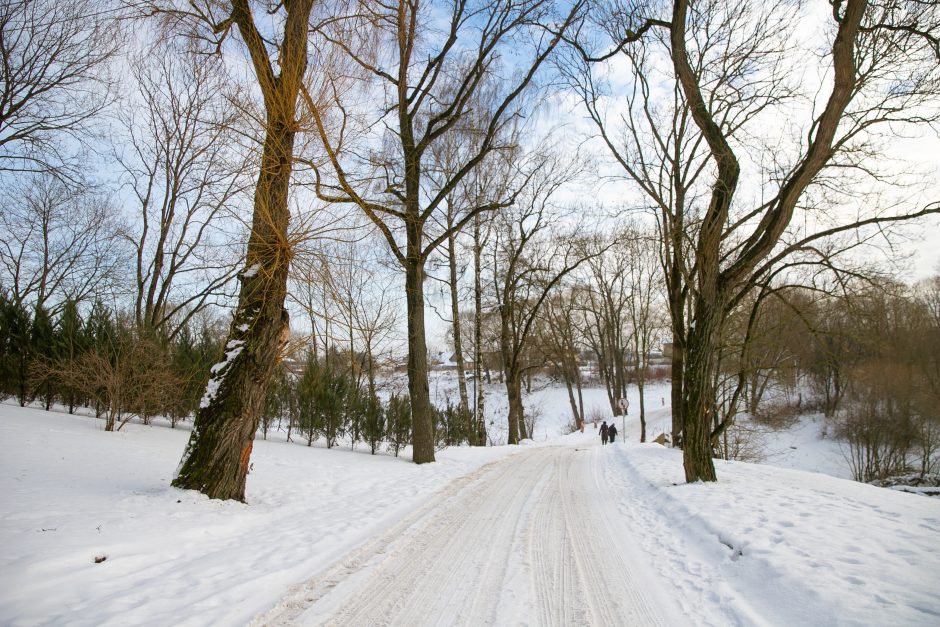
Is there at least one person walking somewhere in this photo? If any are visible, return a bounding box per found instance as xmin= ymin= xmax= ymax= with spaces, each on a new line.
xmin=608 ymin=422 xmax=618 ymax=443
xmin=600 ymin=421 xmax=609 ymax=445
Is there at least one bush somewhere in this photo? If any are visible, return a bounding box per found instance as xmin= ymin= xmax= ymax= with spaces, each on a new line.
xmin=435 ymin=401 xmax=472 ymax=448
xmin=752 ymin=402 xmax=800 ymax=430
xmin=57 ymin=334 xmax=180 ymax=431
xmin=835 ymin=363 xmax=917 ymax=482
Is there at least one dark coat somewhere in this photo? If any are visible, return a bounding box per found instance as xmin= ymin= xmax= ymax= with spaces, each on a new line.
xmin=608 ymin=425 xmax=618 ymax=439
xmin=600 ymin=423 xmax=609 ymax=436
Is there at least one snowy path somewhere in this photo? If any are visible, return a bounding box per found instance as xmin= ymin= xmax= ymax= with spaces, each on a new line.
xmin=255 ymin=444 xmax=679 ymax=626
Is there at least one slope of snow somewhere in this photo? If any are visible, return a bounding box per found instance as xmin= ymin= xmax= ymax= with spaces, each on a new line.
xmin=757 ymin=412 xmax=851 ymax=479
xmin=604 ymin=439 xmax=940 ymax=626
xmin=2 ymin=399 xmax=938 ymax=626
xmin=0 ymin=404 xmax=519 ymax=626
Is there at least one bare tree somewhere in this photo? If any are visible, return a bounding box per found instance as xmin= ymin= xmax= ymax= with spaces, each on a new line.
xmin=0 ymin=176 xmax=123 ymax=313
xmin=582 ymin=232 xmax=633 ymax=420
xmin=289 ymin=242 xmax=334 ymax=363
xmin=427 ymin=109 xmax=514 ymax=441
xmin=142 ymin=0 xmax=317 ymax=501
xmin=116 ymin=45 xmax=249 ymax=338
xmin=53 ymin=331 xmax=181 ymax=432
xmin=569 ymin=0 xmax=940 ymax=481
xmin=489 ymin=153 xmax=592 ymax=443
xmin=0 ymin=0 xmax=121 ymax=179
xmin=624 ymin=227 xmax=666 ymax=442
xmin=306 ymin=0 xmax=584 ymax=462
xmin=539 ymin=287 xmax=588 ymax=431
xmin=470 ymin=211 xmax=492 ymax=444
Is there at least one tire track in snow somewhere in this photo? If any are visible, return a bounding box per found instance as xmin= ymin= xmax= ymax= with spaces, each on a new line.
xmin=255 ymin=445 xmax=673 ymax=626
xmin=529 ymin=447 xmax=665 ymax=626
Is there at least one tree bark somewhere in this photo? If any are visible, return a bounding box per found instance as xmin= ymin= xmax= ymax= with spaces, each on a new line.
xmin=506 ymin=370 xmax=524 ymax=444
xmin=680 ymin=302 xmax=722 ymax=482
xmin=173 ymin=120 xmax=294 ymax=500
xmin=171 ymin=0 xmax=312 ymax=501
xmin=406 ymin=254 xmax=435 ymax=463
xmin=500 ymin=299 xmax=524 ymax=444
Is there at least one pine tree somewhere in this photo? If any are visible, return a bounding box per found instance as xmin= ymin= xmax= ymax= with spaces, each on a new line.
xmin=83 ymin=300 xmax=115 ymax=418
xmin=297 ymin=355 xmax=351 ymax=449
xmin=2 ymin=298 xmax=33 ymax=406
xmin=0 ymin=292 xmax=19 ymax=401
xmin=168 ymin=320 xmax=224 ymax=427
xmin=296 ymin=352 xmax=319 ymax=447
xmin=386 ymin=394 xmax=412 ymax=458
xmin=261 ymin=365 xmax=291 ymax=440
xmin=436 ymin=401 xmax=471 ymax=447
xmin=30 ymin=306 xmax=57 ymax=410
xmin=359 ymin=392 xmax=385 ymax=455
xmin=56 ymin=298 xmax=86 ymax=413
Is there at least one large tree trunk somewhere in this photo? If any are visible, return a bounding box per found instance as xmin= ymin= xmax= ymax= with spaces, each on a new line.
xmin=173 ymin=119 xmax=295 ymax=501
xmin=563 ymin=367 xmax=580 ymax=429
xmin=171 ymin=0 xmax=312 ymax=501
xmin=499 ymin=293 xmax=525 ymax=444
xmin=505 ymin=370 xmax=524 ymax=444
xmin=681 ymin=300 xmax=722 ymax=482
xmin=405 ymin=253 xmax=435 ymax=463
xmin=669 ymin=265 xmax=686 ymax=446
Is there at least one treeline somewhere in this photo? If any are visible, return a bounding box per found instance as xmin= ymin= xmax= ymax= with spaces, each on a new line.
xmin=0 ymin=293 xmax=223 ymax=431
xmin=260 ymin=353 xmax=476 ymax=456
xmin=0 ymin=290 xmax=481 ymax=455
xmin=711 ymin=276 xmax=940 ymax=482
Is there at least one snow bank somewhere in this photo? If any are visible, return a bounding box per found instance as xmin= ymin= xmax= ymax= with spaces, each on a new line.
xmin=605 ymin=441 xmax=940 ymax=626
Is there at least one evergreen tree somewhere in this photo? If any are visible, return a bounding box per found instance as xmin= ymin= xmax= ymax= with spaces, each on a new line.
xmin=170 ymin=320 xmax=224 ymax=426
xmin=297 ymin=354 xmax=351 ymax=449
xmin=296 ymin=352 xmax=320 ymax=447
xmin=435 ymin=401 xmax=471 ymax=447
xmin=386 ymin=394 xmax=412 ymax=458
xmin=83 ymin=300 xmax=115 ymax=418
xmin=56 ymin=298 xmax=87 ymax=413
xmin=2 ymin=298 xmax=33 ymax=406
xmin=359 ymin=392 xmax=385 ymax=455
xmin=0 ymin=292 xmax=18 ymax=401
xmin=0 ymin=293 xmax=12 ymax=400
xmin=261 ymin=365 xmax=291 ymax=440
xmin=30 ymin=306 xmax=57 ymax=410
xmin=171 ymin=323 xmax=198 ymax=427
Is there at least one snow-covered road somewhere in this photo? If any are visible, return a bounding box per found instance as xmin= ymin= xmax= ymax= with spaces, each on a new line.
xmin=255 ymin=444 xmax=681 ymax=626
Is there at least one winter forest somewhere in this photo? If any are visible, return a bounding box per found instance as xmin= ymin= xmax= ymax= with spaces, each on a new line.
xmin=2 ymin=0 xmax=940 ymax=624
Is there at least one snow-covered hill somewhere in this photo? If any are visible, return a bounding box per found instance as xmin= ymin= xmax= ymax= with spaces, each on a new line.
xmin=1 ymin=398 xmax=938 ymax=625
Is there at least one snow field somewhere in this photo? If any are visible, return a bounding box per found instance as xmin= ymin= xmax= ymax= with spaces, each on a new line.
xmin=607 ymin=440 xmax=940 ymax=626
xmin=0 ymin=404 xmax=520 ymax=626
xmin=2 ymin=383 xmax=939 ymax=626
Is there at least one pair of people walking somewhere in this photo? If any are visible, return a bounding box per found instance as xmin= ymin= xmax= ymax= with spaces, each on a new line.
xmin=599 ymin=420 xmax=617 ymax=445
